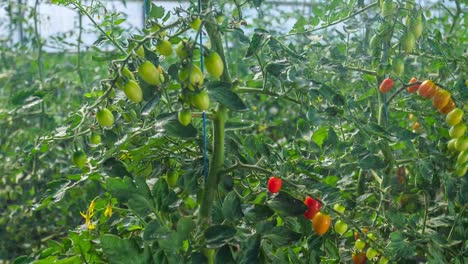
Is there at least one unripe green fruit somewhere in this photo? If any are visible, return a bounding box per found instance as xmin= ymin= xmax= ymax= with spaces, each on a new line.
xmin=355 ymin=239 xmax=366 ymax=250
xmin=204 ymin=51 xmax=224 ymax=79
xmin=136 ymin=45 xmax=145 ymax=58
xmin=138 ymin=61 xmax=160 ymax=85
xmin=90 ymin=133 xmax=101 ymax=145
xmin=366 ymin=247 xmax=379 ymax=259
xmin=190 ymin=17 xmax=202 ymax=31
xmin=381 ymin=0 xmax=395 ymax=17
xmin=392 ymin=57 xmax=405 ymax=75
xmin=189 ymin=65 xmax=204 ymax=90
xmin=191 ymin=91 xmax=210 ymax=110
xmin=334 ymin=220 xmax=348 ymax=235
xmin=449 ymin=123 xmax=466 ymax=138
xmin=156 ymin=39 xmax=173 ymax=56
xmin=123 ymin=80 xmax=143 ymax=103
xmin=72 ymin=150 xmax=87 ymax=168
xmin=454 ymin=137 xmax=468 ymax=151
xmin=446 ymin=108 xmax=464 ymax=126
xmin=178 ymin=109 xmax=192 ymax=126
xmin=96 ymin=108 xmax=115 ymax=127
xmin=457 ymin=150 xmax=468 ymax=165
xmin=455 ymin=164 xmax=467 ymax=177
xmin=401 ymin=32 xmax=416 ymax=52
xmin=408 ymin=14 xmax=423 ymax=38
xmin=176 ymin=41 xmax=190 ymax=59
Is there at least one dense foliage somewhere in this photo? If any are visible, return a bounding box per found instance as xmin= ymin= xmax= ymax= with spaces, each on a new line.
xmin=1 ymin=0 xmax=467 ymax=263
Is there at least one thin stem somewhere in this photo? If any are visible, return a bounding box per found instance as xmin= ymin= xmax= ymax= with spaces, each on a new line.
xmin=235 ymin=87 xmax=302 ymax=104
xmin=281 ymin=2 xmax=378 ymax=38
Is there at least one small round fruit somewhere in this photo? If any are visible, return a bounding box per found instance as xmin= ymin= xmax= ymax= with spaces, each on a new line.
xmin=454 ymin=137 xmax=468 ymax=152
xmin=379 ymin=77 xmax=394 ymax=94
xmin=190 ymin=17 xmax=202 ymax=31
xmin=366 ymin=247 xmax=379 ymax=259
xmin=367 ymin=233 xmax=377 ymax=241
xmin=439 ymin=99 xmax=456 ymax=114
xmin=352 ymin=252 xmax=367 ymax=264
xmin=72 ymin=150 xmax=87 ymax=168
xmin=418 ymin=80 xmax=436 ymax=99
xmin=355 ymin=239 xmax=366 ymax=250
xmin=312 ymin=212 xmax=331 ymax=235
xmin=304 ymin=196 xmax=321 ymax=220
xmin=166 ymin=170 xmax=179 ymax=187
xmin=191 ymin=91 xmax=210 ymax=111
xmin=449 ymin=123 xmax=466 ymax=138
xmin=392 ymin=57 xmax=404 ymax=75
xmin=136 ymin=45 xmax=145 ymax=58
xmin=138 ymin=61 xmax=160 ymax=85
xmin=189 ymin=65 xmax=204 ymax=90
xmin=90 ymin=133 xmax=101 ymax=145
xmin=455 ymin=164 xmax=467 ymax=177
xmin=401 ymin=32 xmax=416 ymax=52
xmin=267 ymin=176 xmax=282 ymax=193
xmin=446 ymin=108 xmax=464 ymax=126
xmin=412 ymin=122 xmax=421 ymax=132
xmin=408 ymin=14 xmax=423 ymax=38
xmin=448 ymin=138 xmax=457 ymax=151
xmin=96 ymin=108 xmax=115 ymax=127
xmin=369 ymin=34 xmax=381 ymax=50
xmin=457 ymin=150 xmax=468 ymax=165
xmin=204 ymin=51 xmax=224 ymax=79
xmin=333 ymin=204 xmax=346 ymax=213
xmin=123 ymin=80 xmax=143 ymax=103
xmin=178 ymin=109 xmax=192 ymax=126
xmin=334 ymin=220 xmax=348 ymax=235
xmin=156 ymin=39 xmax=173 ymax=56
xmin=381 ymin=0 xmax=395 ymax=17
xmin=379 ymin=256 xmax=389 ymax=264
xmin=176 ymin=41 xmax=190 ymax=59
xmin=432 ymin=89 xmax=451 ymax=110
xmin=407 ymin=77 xmax=419 ymax=93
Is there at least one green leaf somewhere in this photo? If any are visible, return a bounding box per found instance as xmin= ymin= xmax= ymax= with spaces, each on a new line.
xmin=101 ymin=234 xmax=148 ymax=264
xmin=149 ymin=4 xmax=165 ymax=19
xmin=162 ymin=119 xmax=198 ymax=138
xmin=222 ymin=191 xmax=244 ymax=221
xmin=264 ymin=226 xmax=302 ymax=247
xmin=267 ymin=192 xmax=307 ymax=216
xmin=204 ymin=225 xmax=237 ymax=248
xmin=246 ymin=30 xmax=270 ymax=58
xmin=312 ymin=126 xmax=329 ymax=148
xmin=357 ymin=154 xmax=386 ymax=169
xmin=238 ymin=235 xmax=260 ymax=264
xmin=243 ymin=204 xmax=274 ymax=222
xmin=106 ymin=177 xmax=137 ymax=201
xmin=208 ymin=83 xmax=248 ymax=111
xmin=176 ymin=216 xmax=195 ymax=240
xmin=128 ymin=194 xmax=154 ymax=218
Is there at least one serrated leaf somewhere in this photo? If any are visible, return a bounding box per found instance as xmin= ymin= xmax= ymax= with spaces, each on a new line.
xmin=204 ymin=225 xmax=236 ymax=248
xmin=267 ymin=192 xmax=307 ymax=216
xmin=208 ymin=84 xmax=248 ymax=111
xmin=222 ymin=191 xmax=243 ymax=221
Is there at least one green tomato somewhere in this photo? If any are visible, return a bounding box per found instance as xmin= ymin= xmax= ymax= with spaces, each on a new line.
xmin=178 ymin=109 xmax=192 ymax=126
xmin=191 ymin=91 xmax=210 ymax=111
xmin=204 ymin=51 xmax=224 ymax=79
xmin=176 ymin=41 xmax=190 ymax=59
xmin=392 ymin=57 xmax=405 ymax=76
xmin=401 ymin=32 xmax=416 ymax=52
xmin=72 ymin=150 xmax=87 ymax=168
xmin=156 ymin=39 xmax=173 ymax=56
xmin=455 ymin=137 xmax=468 ymax=152
xmin=333 ymin=204 xmax=346 ymax=213
xmin=90 ymin=133 xmax=101 ymax=145
xmin=446 ymin=108 xmax=464 ymax=126
xmin=455 ymin=164 xmax=467 ymax=177
xmin=166 ymin=170 xmax=179 ymax=187
xmin=190 ymin=17 xmax=202 ymax=31
xmin=138 ymin=61 xmax=160 ymax=85
xmin=449 ymin=123 xmax=466 ymax=138
xmin=96 ymin=108 xmax=115 ymax=127
xmin=123 ymin=80 xmax=143 ymax=103
xmin=381 ymin=0 xmax=395 ymax=17
xmin=448 ymin=138 xmax=457 ymax=152
xmin=189 ymin=64 xmax=204 ymax=90
xmin=367 ymin=233 xmax=377 ymax=241
xmin=334 ymin=220 xmax=348 ymax=235
xmin=136 ymin=45 xmax=145 ymax=58
xmin=355 ymin=239 xmax=366 ymax=251
xmin=366 ymin=247 xmax=379 ymax=259
xmin=379 ymin=256 xmax=389 ymax=264
xmin=408 ymin=13 xmax=423 ymax=38
xmin=457 ymin=150 xmax=468 ymax=165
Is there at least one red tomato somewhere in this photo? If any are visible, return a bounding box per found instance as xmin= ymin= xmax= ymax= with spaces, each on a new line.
xmin=352 ymin=252 xmax=367 ymax=264
xmin=303 ymin=196 xmax=322 ymax=220
xmin=407 ymin=77 xmax=419 ymax=93
xmin=267 ymin=176 xmax=282 ymax=193
xmin=418 ymin=80 xmax=436 ymax=99
xmin=379 ymin=78 xmax=394 ymax=94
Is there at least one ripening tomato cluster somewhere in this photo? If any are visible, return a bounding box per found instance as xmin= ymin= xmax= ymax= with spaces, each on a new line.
xmin=352 ymin=229 xmax=389 ymax=264
xmin=404 ymin=78 xmax=467 ymax=177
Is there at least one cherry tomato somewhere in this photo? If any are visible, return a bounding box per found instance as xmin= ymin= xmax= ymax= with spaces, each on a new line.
xmin=407 ymin=77 xmax=419 ymax=93
xmin=449 ymin=123 xmax=466 ymax=138
xmin=90 ymin=133 xmax=101 ymax=145
xmin=418 ymin=80 xmax=436 ymax=99
xmin=355 ymin=239 xmax=366 ymax=250
xmin=432 ymin=89 xmax=451 ymax=110
xmin=190 ymin=17 xmax=202 ymax=31
xmin=267 ymin=176 xmax=282 ymax=193
xmin=439 ymin=98 xmax=455 ymax=114
xmin=189 ymin=64 xmax=204 ymax=90
xmin=96 ymin=108 xmax=115 ymax=127
xmin=123 ymin=80 xmax=143 ymax=103
xmin=334 ymin=220 xmax=348 ymax=235
xmin=178 ymin=109 xmax=192 ymax=126
xmin=312 ymin=212 xmax=331 ymax=235
xmin=366 ymin=247 xmax=379 ymax=259
xmin=136 ymin=45 xmax=145 ymax=58
xmin=204 ymin=51 xmax=224 ymax=79
xmin=191 ymin=91 xmax=210 ymax=111
xmin=408 ymin=13 xmax=423 ymax=38
xmin=379 ymin=77 xmax=394 ymax=94
xmin=446 ymin=108 xmax=464 ymax=126
xmin=352 ymin=252 xmax=367 ymax=264
xmin=138 ymin=61 xmax=160 ymax=85
xmin=412 ymin=121 xmax=421 ymax=132
xmin=166 ymin=170 xmax=179 ymax=187
xmin=333 ymin=204 xmax=346 ymax=213
xmin=457 ymin=150 xmax=468 ymax=165
xmin=156 ymin=39 xmax=173 ymax=56
xmin=176 ymin=41 xmax=192 ymax=59
xmin=304 ymin=196 xmax=321 ymax=220
xmin=455 ymin=164 xmax=467 ymax=177
xmin=379 ymin=256 xmax=390 ymax=264
xmin=454 ymin=137 xmax=468 ymax=152
xmin=401 ymin=32 xmax=416 ymax=52
xmin=448 ymin=138 xmax=457 ymax=152
xmin=392 ymin=57 xmax=404 ymax=76
xmin=381 ymin=0 xmax=394 ymax=17
xmin=72 ymin=150 xmax=87 ymax=168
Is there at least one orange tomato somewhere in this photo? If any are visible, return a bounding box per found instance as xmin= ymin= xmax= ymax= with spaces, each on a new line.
xmin=352 ymin=252 xmax=368 ymax=264
xmin=379 ymin=78 xmax=394 ymax=94
xmin=432 ymin=89 xmax=451 ymax=110
xmin=412 ymin=122 xmax=420 ymax=131
xmin=312 ymin=212 xmax=331 ymax=235
xmin=439 ymin=98 xmax=455 ymax=114
xmin=407 ymin=77 xmax=419 ymax=93
xmin=418 ymin=80 xmax=436 ymax=99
